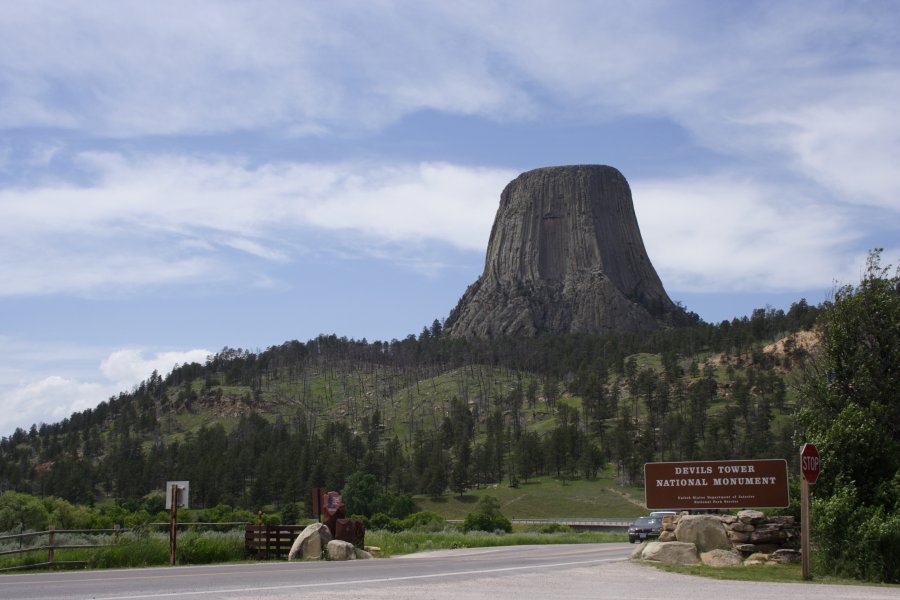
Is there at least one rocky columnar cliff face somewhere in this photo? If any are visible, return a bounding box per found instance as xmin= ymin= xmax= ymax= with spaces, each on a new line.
xmin=444 ymin=165 xmax=680 ymax=338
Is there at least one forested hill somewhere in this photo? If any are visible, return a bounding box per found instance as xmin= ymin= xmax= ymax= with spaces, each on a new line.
xmin=0 ymin=300 xmax=822 ymax=510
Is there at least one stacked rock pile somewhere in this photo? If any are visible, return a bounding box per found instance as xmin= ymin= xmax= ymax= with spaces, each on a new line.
xmin=636 ymin=510 xmax=800 ymax=567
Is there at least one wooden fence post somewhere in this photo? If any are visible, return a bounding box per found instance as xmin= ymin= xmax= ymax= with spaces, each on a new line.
xmin=48 ymin=528 xmax=55 ymax=567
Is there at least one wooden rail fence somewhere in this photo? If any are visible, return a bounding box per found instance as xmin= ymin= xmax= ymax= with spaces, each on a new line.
xmin=244 ymin=525 xmax=307 ymax=560
xmin=0 ymin=527 xmax=123 ymax=572
xmin=0 ymin=522 xmax=247 ymax=572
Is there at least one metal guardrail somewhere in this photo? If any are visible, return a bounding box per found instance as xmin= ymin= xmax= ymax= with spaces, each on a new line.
xmin=446 ymin=518 xmax=631 ymax=532
xmin=512 ymin=519 xmax=631 ymax=532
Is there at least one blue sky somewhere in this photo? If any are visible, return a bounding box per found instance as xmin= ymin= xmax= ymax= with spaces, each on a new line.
xmin=1 ymin=1 xmax=898 ymax=436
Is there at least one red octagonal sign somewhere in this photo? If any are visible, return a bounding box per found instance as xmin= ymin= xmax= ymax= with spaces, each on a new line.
xmin=801 ymin=443 xmax=821 ymax=484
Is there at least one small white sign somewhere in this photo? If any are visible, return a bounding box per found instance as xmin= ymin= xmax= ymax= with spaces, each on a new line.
xmin=165 ymin=481 xmax=190 ymax=509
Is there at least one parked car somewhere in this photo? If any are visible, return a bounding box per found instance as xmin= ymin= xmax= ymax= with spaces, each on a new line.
xmin=649 ymin=510 xmax=676 ymax=518
xmin=627 ymin=516 xmax=662 ymax=543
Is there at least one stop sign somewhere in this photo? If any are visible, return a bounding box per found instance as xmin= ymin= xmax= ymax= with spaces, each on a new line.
xmin=801 ymin=443 xmax=821 ymax=483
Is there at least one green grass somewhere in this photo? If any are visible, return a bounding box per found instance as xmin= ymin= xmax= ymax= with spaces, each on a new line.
xmin=413 ymin=473 xmax=646 ymax=520
xmin=627 ymin=353 xmax=663 ymax=372
xmin=649 ymin=562 xmax=900 ymax=587
xmin=365 ymin=528 xmax=623 ymax=557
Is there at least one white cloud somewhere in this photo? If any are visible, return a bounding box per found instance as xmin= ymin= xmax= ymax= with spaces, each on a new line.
xmin=0 ymin=154 xmax=512 ymax=296
xmin=771 ymin=93 xmax=900 ymax=211
xmin=0 ymin=343 xmax=213 ymax=437
xmin=633 ymin=174 xmax=864 ymax=293
xmin=0 ymin=150 xmax=887 ymax=299
xmin=0 ymin=2 xmax=529 ymax=136
xmin=303 ymin=163 xmax=513 ymax=250
xmin=99 ymin=348 xmax=211 ymax=391
xmin=0 ymin=376 xmax=111 ymax=436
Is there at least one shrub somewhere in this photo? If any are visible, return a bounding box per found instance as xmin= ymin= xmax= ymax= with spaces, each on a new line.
xmin=280 ymin=502 xmax=305 ymax=525
xmin=474 ymin=495 xmax=502 ymax=518
xmin=0 ymin=492 xmax=50 ymax=531
xmin=369 ymin=512 xmax=402 ymax=532
xmin=343 ymin=472 xmax=382 ymax=517
xmin=462 ymin=512 xmax=511 ymax=534
xmin=462 ymin=495 xmax=512 ymax=534
xmin=400 ymin=511 xmax=447 ymax=532
xmin=526 ymin=522 xmax=574 ymax=534
xmin=123 ymin=509 xmax=154 ymax=529
xmin=372 ymin=492 xmax=415 ymax=519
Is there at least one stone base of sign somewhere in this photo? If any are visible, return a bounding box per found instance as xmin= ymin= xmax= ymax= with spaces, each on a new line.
xmin=700 ymin=549 xmax=744 ymax=567
xmin=673 ymin=515 xmax=731 ymax=552
xmin=641 ymin=541 xmax=700 ymax=565
xmin=634 ymin=511 xmax=800 ymax=568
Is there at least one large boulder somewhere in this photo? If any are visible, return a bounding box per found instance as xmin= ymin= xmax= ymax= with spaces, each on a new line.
xmin=444 ymin=165 xmax=683 ymax=338
xmin=629 ymin=541 xmax=648 ymax=560
xmin=700 ymin=549 xmax=744 ymax=567
xmin=749 ymin=523 xmax=790 ymax=544
xmin=641 ymin=542 xmax=700 ymax=565
xmin=326 ymin=539 xmax=357 ymax=561
xmin=674 ymin=515 xmax=731 ymax=553
xmin=658 ymin=531 xmax=676 ymax=542
xmin=744 ymin=552 xmax=772 ymax=566
xmin=771 ymin=549 xmax=801 ymax=564
xmin=737 ymin=510 xmax=765 ymax=524
xmin=288 ymin=523 xmax=332 ymax=561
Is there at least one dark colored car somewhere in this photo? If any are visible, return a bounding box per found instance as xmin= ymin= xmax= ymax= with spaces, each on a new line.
xmin=627 ymin=516 xmax=662 ymax=543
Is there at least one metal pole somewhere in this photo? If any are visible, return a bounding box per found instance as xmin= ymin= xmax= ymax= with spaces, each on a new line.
xmin=169 ymin=483 xmax=178 ymax=566
xmin=801 ymin=477 xmax=810 ymax=579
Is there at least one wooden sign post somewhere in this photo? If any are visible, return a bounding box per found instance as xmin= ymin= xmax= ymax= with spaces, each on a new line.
xmin=169 ymin=483 xmax=178 ymax=566
xmin=800 ymin=444 xmax=820 ymax=580
xmin=166 ymin=481 xmax=189 ymax=566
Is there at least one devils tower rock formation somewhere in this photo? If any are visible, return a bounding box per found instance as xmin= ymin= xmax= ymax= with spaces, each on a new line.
xmin=444 ymin=165 xmax=680 ymax=338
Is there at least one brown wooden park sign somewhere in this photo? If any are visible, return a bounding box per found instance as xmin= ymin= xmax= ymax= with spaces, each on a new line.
xmin=644 ymin=459 xmax=789 ymax=510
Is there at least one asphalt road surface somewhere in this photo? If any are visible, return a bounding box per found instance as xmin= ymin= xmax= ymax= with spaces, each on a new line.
xmin=1 ymin=543 xmax=898 ymax=600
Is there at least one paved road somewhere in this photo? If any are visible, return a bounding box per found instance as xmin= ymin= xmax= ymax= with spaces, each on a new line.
xmin=1 ymin=544 xmax=897 ymax=600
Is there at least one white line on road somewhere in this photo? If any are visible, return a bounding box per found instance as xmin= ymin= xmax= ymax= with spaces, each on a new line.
xmin=93 ymin=556 xmax=624 ymax=600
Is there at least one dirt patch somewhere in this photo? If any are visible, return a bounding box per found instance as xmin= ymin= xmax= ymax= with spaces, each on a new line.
xmin=610 ymin=488 xmax=646 ymax=510
xmin=763 ymin=330 xmax=820 ymax=356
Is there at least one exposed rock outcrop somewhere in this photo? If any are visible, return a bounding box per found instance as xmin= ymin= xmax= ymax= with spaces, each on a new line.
xmin=445 ymin=165 xmax=680 ymax=338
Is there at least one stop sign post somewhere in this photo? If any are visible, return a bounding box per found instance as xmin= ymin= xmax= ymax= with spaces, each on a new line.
xmin=800 ymin=443 xmax=820 ymax=579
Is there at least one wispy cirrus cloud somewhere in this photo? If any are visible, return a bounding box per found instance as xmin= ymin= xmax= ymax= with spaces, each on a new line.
xmin=0 ymin=154 xmax=514 ymax=296
xmin=1 ymin=149 xmax=884 ymax=301
xmin=632 ymin=174 xmax=868 ymax=293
